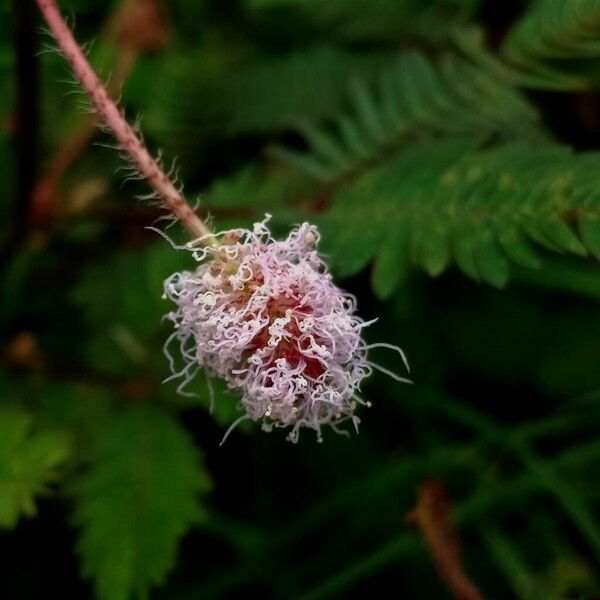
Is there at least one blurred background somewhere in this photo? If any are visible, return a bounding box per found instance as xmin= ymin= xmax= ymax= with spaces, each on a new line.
xmin=2 ymin=0 xmax=600 ymax=598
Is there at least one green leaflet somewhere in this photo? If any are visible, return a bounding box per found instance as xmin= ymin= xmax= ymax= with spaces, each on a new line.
xmin=579 ymin=213 xmax=600 ymax=260
xmin=273 ymin=51 xmax=541 ymax=184
xmin=501 ymin=0 xmax=600 ymax=90
xmin=0 ymin=409 xmax=70 ymax=528
xmin=480 ymin=524 xmax=537 ymax=599
xmin=371 ymin=225 xmax=410 ymax=300
xmin=204 ymin=162 xmax=315 ymax=227
xmin=73 ymin=407 xmax=211 ymax=600
xmin=317 ymin=140 xmax=600 ymax=294
xmin=145 ymin=46 xmax=390 ymax=167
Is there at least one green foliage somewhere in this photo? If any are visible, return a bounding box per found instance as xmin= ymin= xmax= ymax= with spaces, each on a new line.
xmin=73 ymin=407 xmax=211 ymax=600
xmin=203 ymin=162 xmax=317 ymax=227
xmin=316 ymin=140 xmax=600 ymax=295
xmin=3 ymin=0 xmax=600 ymax=598
xmin=245 ymin=0 xmax=482 ymax=44
xmin=502 ymin=0 xmax=600 ymax=89
xmin=145 ymin=46 xmax=389 ymax=168
xmin=434 ymin=395 xmax=600 ymax=600
xmin=273 ymin=51 xmax=541 ymax=183
xmin=265 ymin=49 xmax=600 ymax=294
xmin=481 ymin=524 xmax=598 ymax=600
xmin=72 ymin=243 xmax=189 ymax=377
xmin=0 ymin=409 xmax=70 ymax=528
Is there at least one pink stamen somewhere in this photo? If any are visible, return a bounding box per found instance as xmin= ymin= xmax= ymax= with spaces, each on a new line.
xmin=163 ymin=216 xmax=408 ymax=442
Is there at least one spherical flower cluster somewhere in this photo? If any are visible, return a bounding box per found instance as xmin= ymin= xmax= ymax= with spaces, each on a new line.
xmin=163 ymin=216 xmax=407 ymax=442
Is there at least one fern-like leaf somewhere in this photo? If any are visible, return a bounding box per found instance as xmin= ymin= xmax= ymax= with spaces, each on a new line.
xmin=317 ymin=140 xmax=600 ymax=297
xmin=273 ymin=51 xmax=541 ymax=183
xmin=145 ymin=46 xmax=389 ymax=168
xmin=501 ymin=0 xmax=600 ymax=89
xmin=73 ymin=407 xmax=211 ymax=600
xmin=0 ymin=409 xmax=70 ymax=528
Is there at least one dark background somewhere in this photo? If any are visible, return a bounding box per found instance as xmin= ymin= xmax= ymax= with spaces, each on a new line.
xmin=1 ymin=0 xmax=600 ymax=598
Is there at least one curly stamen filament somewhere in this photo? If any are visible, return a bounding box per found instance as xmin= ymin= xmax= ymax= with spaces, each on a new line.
xmin=36 ymin=0 xmax=213 ymax=241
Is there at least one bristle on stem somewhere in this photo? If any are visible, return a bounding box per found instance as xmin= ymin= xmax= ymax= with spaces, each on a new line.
xmin=35 ymin=0 xmax=212 ymax=241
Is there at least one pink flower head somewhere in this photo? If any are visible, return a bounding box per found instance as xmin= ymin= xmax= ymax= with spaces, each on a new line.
xmin=163 ymin=215 xmax=407 ymax=442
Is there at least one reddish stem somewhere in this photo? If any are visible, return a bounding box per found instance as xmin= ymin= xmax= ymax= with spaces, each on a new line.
xmin=407 ymin=480 xmax=484 ymax=600
xmin=35 ymin=0 xmax=211 ymax=239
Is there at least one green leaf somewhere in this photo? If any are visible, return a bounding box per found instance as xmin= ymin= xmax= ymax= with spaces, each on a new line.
xmin=514 ymin=257 xmax=600 ymax=301
xmin=318 ymin=140 xmax=600 ymax=295
xmin=497 ymin=228 xmax=542 ymax=269
xmin=146 ymin=46 xmax=390 ymax=168
xmin=0 ymin=409 xmax=70 ymax=528
xmin=579 ymin=213 xmax=600 ymax=260
xmin=501 ymin=0 xmax=600 ymax=90
xmin=205 ymin=163 xmax=314 ymax=227
xmin=538 ymin=217 xmax=588 ymax=256
xmin=416 ymin=224 xmax=450 ymax=277
xmin=74 ymin=407 xmax=211 ymax=600
xmin=319 ymin=173 xmax=383 ymax=278
xmin=371 ymin=226 xmax=409 ymax=300
xmin=452 ymin=224 xmax=480 ymax=281
xmin=474 ymin=230 xmax=510 ymax=288
xmin=275 ymin=51 xmax=541 ymax=184
xmin=481 ymin=523 xmax=536 ymax=599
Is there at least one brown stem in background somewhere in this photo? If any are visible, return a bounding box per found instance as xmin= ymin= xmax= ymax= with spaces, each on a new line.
xmin=407 ymin=480 xmax=485 ymax=600
xmin=31 ymin=0 xmax=168 ymax=227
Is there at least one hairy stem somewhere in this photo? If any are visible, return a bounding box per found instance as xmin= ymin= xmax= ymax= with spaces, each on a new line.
xmin=32 ymin=0 xmax=165 ymax=225
xmin=35 ymin=0 xmax=212 ymax=239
